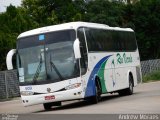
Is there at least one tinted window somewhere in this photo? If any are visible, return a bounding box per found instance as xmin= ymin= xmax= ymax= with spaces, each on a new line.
xmin=126 ymin=32 xmax=137 ymax=50
xmin=84 ymin=28 xmax=100 ymax=51
xmin=84 ymin=28 xmax=137 ymax=52
xmin=18 ymin=30 xmax=76 ymax=49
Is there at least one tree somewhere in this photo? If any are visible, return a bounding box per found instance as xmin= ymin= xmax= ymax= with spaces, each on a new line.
xmin=0 ymin=4 xmax=37 ymax=70
xmin=133 ymin=0 xmax=160 ymax=60
xmin=0 ymin=0 xmax=160 ymax=70
xmin=84 ymin=0 xmax=124 ymax=26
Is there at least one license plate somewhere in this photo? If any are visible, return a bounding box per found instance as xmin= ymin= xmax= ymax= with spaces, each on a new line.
xmin=45 ymin=95 xmax=55 ymax=100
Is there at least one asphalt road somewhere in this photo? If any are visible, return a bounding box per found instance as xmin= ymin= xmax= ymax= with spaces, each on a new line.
xmin=0 ymin=81 xmax=160 ymax=114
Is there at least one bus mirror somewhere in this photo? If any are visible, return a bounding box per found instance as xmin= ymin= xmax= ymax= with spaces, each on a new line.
xmin=73 ymin=38 xmax=81 ymax=59
xmin=6 ymin=49 xmax=16 ymax=70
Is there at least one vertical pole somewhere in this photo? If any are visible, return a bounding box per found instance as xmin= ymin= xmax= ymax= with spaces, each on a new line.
xmin=4 ymin=71 xmax=9 ymax=99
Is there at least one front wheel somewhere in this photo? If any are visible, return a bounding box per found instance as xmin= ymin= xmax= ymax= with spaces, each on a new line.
xmin=43 ymin=101 xmax=61 ymax=110
xmin=91 ymin=81 xmax=101 ymax=104
xmin=43 ymin=103 xmax=52 ymax=110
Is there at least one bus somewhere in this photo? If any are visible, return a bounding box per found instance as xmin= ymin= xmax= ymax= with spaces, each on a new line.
xmin=6 ymin=22 xmax=142 ymax=110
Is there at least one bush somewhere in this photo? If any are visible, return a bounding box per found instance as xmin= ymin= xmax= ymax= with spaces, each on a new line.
xmin=143 ymin=70 xmax=160 ymax=83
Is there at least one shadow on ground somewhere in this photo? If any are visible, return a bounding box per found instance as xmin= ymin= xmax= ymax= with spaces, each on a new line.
xmin=34 ymin=94 xmax=121 ymax=113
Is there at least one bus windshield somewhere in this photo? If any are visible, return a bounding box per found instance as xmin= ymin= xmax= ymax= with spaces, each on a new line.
xmin=17 ymin=30 xmax=79 ymax=85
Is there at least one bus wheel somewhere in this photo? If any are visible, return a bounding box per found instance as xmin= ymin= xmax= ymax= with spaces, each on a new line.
xmin=43 ymin=101 xmax=62 ymax=110
xmin=126 ymin=75 xmax=134 ymax=95
xmin=92 ymin=81 xmax=101 ymax=104
xmin=118 ymin=75 xmax=134 ymax=96
xmin=43 ymin=103 xmax=52 ymax=110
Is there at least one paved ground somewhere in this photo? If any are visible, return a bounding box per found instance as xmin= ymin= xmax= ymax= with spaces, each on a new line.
xmin=0 ymin=81 xmax=160 ymax=114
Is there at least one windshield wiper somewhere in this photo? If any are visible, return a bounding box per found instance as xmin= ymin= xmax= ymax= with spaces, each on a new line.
xmin=33 ymin=53 xmax=43 ymax=84
xmin=50 ymin=54 xmax=63 ymax=81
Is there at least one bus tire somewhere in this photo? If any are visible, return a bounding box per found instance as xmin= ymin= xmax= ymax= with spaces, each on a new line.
xmin=43 ymin=101 xmax=61 ymax=110
xmin=91 ymin=79 xmax=101 ymax=104
xmin=43 ymin=103 xmax=52 ymax=110
xmin=118 ymin=75 xmax=134 ymax=96
xmin=126 ymin=75 xmax=134 ymax=95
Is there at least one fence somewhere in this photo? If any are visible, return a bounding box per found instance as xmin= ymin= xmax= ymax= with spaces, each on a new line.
xmin=0 ymin=70 xmax=20 ymax=100
xmin=141 ymin=59 xmax=160 ymax=76
xmin=0 ymin=59 xmax=160 ymax=100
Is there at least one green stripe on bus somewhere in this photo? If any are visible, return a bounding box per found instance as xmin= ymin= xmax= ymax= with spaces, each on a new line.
xmin=98 ymin=60 xmax=108 ymax=93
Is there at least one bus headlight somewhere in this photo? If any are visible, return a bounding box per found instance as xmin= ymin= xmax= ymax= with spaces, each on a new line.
xmin=20 ymin=91 xmax=34 ymax=96
xmin=65 ymin=83 xmax=81 ymax=90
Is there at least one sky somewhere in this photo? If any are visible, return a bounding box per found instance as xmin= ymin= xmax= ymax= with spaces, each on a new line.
xmin=0 ymin=0 xmax=22 ymax=12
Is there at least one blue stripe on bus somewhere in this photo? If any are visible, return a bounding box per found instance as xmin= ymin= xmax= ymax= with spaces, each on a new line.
xmin=84 ymin=55 xmax=112 ymax=97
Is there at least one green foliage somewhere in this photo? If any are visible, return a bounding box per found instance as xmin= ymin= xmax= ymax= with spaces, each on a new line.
xmin=133 ymin=0 xmax=160 ymax=60
xmin=84 ymin=0 xmax=124 ymax=26
xmin=0 ymin=0 xmax=160 ymax=70
xmin=143 ymin=70 xmax=160 ymax=83
xmin=21 ymin=0 xmax=85 ymax=25
xmin=0 ymin=4 xmax=38 ymax=70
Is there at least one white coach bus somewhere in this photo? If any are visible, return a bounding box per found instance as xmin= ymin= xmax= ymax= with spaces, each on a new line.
xmin=6 ymin=22 xmax=142 ymax=110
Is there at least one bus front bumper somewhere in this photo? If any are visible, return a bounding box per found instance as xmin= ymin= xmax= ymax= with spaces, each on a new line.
xmin=21 ymin=87 xmax=83 ymax=107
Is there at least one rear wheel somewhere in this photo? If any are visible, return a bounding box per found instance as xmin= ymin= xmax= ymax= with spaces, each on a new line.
xmin=126 ymin=75 xmax=134 ymax=95
xmin=118 ymin=75 xmax=134 ymax=96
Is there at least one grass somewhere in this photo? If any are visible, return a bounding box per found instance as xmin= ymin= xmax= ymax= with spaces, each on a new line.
xmin=0 ymin=97 xmax=20 ymax=102
xmin=143 ymin=70 xmax=160 ymax=83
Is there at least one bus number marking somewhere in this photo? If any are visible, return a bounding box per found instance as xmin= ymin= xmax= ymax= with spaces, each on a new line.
xmin=25 ymin=86 xmax=32 ymax=90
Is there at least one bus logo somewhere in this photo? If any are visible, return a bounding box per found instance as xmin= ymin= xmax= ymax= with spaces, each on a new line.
xmin=47 ymin=88 xmax=51 ymax=93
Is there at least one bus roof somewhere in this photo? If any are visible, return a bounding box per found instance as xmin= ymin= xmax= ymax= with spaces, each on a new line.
xmin=18 ymin=22 xmax=134 ymax=38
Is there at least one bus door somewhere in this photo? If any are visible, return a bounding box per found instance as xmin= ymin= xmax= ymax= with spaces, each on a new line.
xmin=77 ymin=28 xmax=88 ymax=92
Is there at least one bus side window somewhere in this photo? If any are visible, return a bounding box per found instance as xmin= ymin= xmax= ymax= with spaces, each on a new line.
xmin=113 ymin=31 xmax=120 ymax=51
xmin=126 ymin=32 xmax=137 ymax=51
xmin=77 ymin=28 xmax=88 ymax=75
